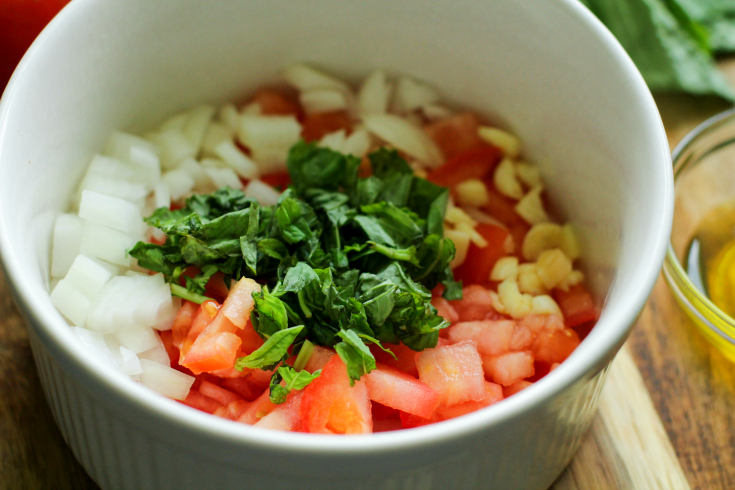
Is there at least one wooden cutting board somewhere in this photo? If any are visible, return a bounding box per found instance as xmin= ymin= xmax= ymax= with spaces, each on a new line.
xmin=4 ymin=60 xmax=735 ymax=490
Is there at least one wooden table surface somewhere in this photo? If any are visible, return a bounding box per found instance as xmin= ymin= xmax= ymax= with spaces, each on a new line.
xmin=3 ymin=61 xmax=735 ymax=489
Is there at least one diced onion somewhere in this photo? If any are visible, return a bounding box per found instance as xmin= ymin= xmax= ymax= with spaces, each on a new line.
xmin=522 ymin=222 xmax=562 ymax=261
xmin=358 ymin=70 xmax=390 ymax=115
xmin=490 ymin=257 xmax=519 ymax=282
xmin=139 ymin=359 xmax=195 ymax=400
xmin=361 ymin=113 xmax=443 ymax=168
xmin=391 ymin=76 xmax=440 ymax=113
xmin=213 ymin=140 xmax=259 ymax=179
xmin=245 ymin=180 xmax=281 ymax=206
xmin=493 ymin=158 xmax=524 ymax=200
xmin=318 ymin=129 xmax=347 ymax=152
xmin=218 ymin=104 xmax=241 ymax=132
xmin=342 ymin=127 xmax=372 ymax=158
xmin=444 ymin=228 xmax=470 ymax=269
xmin=118 ymin=346 xmax=144 ymax=376
xmin=204 ymin=167 xmax=244 ymax=190
xmin=162 ymin=169 xmax=195 ymax=201
xmin=300 ymin=89 xmax=349 ymax=114
xmin=79 ymin=190 xmax=145 ymax=235
xmin=478 ymin=126 xmax=521 ymax=158
xmin=51 ymin=213 xmax=84 ymax=278
xmin=178 ymin=158 xmax=214 ymax=191
xmin=559 ymin=224 xmax=581 ymax=260
xmin=80 ymin=221 xmax=138 ymax=267
xmin=515 ymin=187 xmax=549 ymax=225
xmin=72 ymin=327 xmax=118 ymax=366
xmin=183 ymin=104 xmax=216 ymax=153
xmin=64 ymin=254 xmax=115 ymax=301
xmin=455 ymin=179 xmax=490 ymax=207
xmin=283 ymin=63 xmax=351 ymax=93
xmin=202 ymin=122 xmax=234 ymax=156
xmin=149 ymin=130 xmax=197 ymax=170
xmin=237 ymin=115 xmax=301 ymax=151
xmin=114 ymin=323 xmax=161 ymax=354
xmin=50 ymin=279 xmax=92 ymax=326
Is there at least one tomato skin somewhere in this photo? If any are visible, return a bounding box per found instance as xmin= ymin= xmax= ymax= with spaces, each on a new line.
xmin=300 ymin=355 xmax=372 ymax=434
xmin=370 ymin=342 xmax=419 ymax=377
xmin=301 ymin=111 xmax=352 ymax=142
xmin=424 ymin=112 xmax=485 ymax=160
xmin=415 ymin=340 xmax=486 ymax=407
xmin=171 ymin=301 xmax=198 ymax=350
xmin=553 ymin=285 xmax=597 ymax=327
xmin=204 ymin=272 xmax=230 ymax=303
xmin=427 ymin=145 xmax=502 ymax=189
xmin=452 ymin=224 xmax=510 ymax=287
xmin=532 ymin=328 xmax=580 ymax=364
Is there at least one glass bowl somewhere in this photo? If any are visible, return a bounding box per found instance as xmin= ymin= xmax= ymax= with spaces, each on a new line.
xmin=664 ymin=107 xmax=735 ymax=361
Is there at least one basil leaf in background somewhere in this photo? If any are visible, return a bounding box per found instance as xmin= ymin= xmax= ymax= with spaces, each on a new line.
xmin=580 ymin=0 xmax=734 ymax=100
xmin=335 ymin=329 xmax=377 ymax=385
xmin=235 ymin=325 xmax=305 ymax=371
xmin=676 ymin=0 xmax=735 ymax=52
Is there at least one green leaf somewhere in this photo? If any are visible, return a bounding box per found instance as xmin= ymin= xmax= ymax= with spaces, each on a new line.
xmin=293 ymin=339 xmax=315 ymax=372
xmin=251 ymin=288 xmax=289 ymax=338
xmin=334 ymin=329 xmax=376 ymax=385
xmin=287 ymin=141 xmax=360 ymax=194
xmin=235 ymin=325 xmax=304 ymax=371
xmin=169 ymin=283 xmax=213 ymax=304
xmin=580 ymin=0 xmax=734 ymax=100
xmin=269 ymin=365 xmax=322 ymax=404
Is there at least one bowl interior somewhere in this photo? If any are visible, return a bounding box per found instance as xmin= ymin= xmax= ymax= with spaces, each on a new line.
xmin=0 ymin=0 xmax=671 ymax=448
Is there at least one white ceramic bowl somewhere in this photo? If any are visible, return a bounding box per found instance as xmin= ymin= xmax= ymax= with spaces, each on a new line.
xmin=0 ymin=1 xmax=672 ymax=488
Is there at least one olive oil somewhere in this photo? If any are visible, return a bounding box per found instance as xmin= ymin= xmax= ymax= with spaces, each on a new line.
xmin=686 ymin=201 xmax=735 ymax=318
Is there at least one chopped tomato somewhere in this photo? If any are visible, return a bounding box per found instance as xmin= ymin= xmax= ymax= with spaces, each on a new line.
xmin=251 ymin=88 xmax=302 ymax=118
xmin=450 ymin=285 xmax=497 ymax=321
xmin=503 ymin=380 xmax=532 ymax=398
xmin=198 ymin=380 xmax=243 ymax=406
xmin=303 ymin=346 xmax=335 ymax=373
xmin=431 ymin=297 xmax=459 ymax=323
xmin=427 ymin=145 xmax=502 ymax=189
xmin=300 ymin=355 xmax=372 ymax=434
xmin=399 ymin=381 xmax=503 ymax=428
xmin=447 ymin=320 xmax=515 ymax=356
xmin=226 ymin=399 xmax=251 ymax=419
xmin=301 ymin=110 xmax=352 ymax=142
xmin=553 ymin=285 xmax=597 ymax=327
xmin=238 ymin=388 xmax=278 ymax=425
xmin=205 ymin=272 xmax=230 ymax=303
xmin=181 ymin=300 xmax=220 ymax=358
xmin=415 ymin=340 xmax=486 ymax=407
xmin=220 ymin=377 xmax=262 ymax=402
xmin=370 ymin=342 xmax=419 ymax=377
xmin=236 ymin=321 xmax=264 ymax=356
xmin=452 ymin=224 xmax=510 ymax=286
xmin=253 ymin=390 xmax=304 ymax=432
xmin=181 ymin=390 xmax=222 ymax=414
xmin=532 ymin=328 xmax=580 ymax=364
xmin=482 ymin=351 xmax=535 ymax=386
xmin=363 ymin=363 xmax=441 ymax=419
xmin=371 ymin=401 xmax=399 ymax=421
xmin=482 ymin=187 xmax=525 ymax=227
xmin=172 ymin=301 xmax=198 ymax=350
xmin=158 ymin=330 xmax=178 ymax=368
xmin=259 ymin=171 xmax=292 ymax=190
xmin=219 ymin=277 xmax=261 ymax=328
xmin=424 ymin=112 xmax=485 ymax=160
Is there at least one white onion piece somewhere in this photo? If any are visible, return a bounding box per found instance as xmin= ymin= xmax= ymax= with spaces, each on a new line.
xmin=73 ymin=327 xmax=117 ymax=366
xmin=358 ymin=70 xmax=390 ymax=115
xmin=104 ymin=335 xmax=124 ymax=365
xmin=139 ymin=359 xmax=194 ymax=400
xmin=128 ymin=147 xmax=161 ymax=190
xmin=202 ymin=122 xmax=234 ymax=156
xmin=183 ymin=104 xmax=216 ymax=152
xmin=361 ymin=114 xmax=443 ymax=168
xmin=51 ymin=280 xmax=91 ymax=326
xmin=114 ymin=324 xmax=160 ymax=354
xmin=214 ymin=140 xmax=259 ymax=179
xmin=138 ymin=343 xmax=170 ymax=366
xmin=152 ymin=295 xmax=179 ymax=332
xmin=80 ymin=221 xmax=138 ymax=267
xmin=343 ymin=127 xmax=372 ymax=158
xmin=51 ymin=214 xmax=84 ymax=278
xmin=200 ymin=158 xmax=226 ymax=169
xmin=134 ymin=275 xmax=174 ymax=328
xmin=84 ymin=154 xmax=137 ymax=182
xmin=178 ymin=158 xmax=214 ymax=190
xmin=77 ymin=173 xmax=148 ymax=208
xmin=79 ymin=190 xmax=145 ymax=235
xmin=204 ymin=167 xmax=244 ymax=190
xmin=159 ymin=112 xmax=189 ymax=132
xmin=162 ymin=169 xmax=195 ymax=201
xmin=218 ymin=103 xmax=241 ymax=132
xmin=300 ymin=89 xmax=348 ymax=114
xmin=241 ymin=102 xmax=262 ymax=116
xmin=105 ymin=131 xmax=159 ymax=161
xmin=64 ymin=254 xmax=115 ymax=301
xmin=154 ymin=181 xmax=171 ymax=210
xmin=86 ymin=276 xmax=129 ymax=333
xmin=118 ymin=346 xmax=144 ymax=376
xmin=421 ymin=104 xmax=453 ymax=121
xmin=283 ymin=63 xmax=351 ymax=93
xmin=250 ymin=148 xmax=289 ymax=172
xmin=112 ymin=275 xmax=149 ymax=331
xmin=391 ymin=76 xmax=440 ymax=113
xmin=318 ymin=130 xmax=347 ymax=152
xmin=237 ymin=115 xmax=301 ymax=150
xmin=149 ymin=130 xmax=196 ymax=170
xmin=245 ymin=180 xmax=281 ymax=206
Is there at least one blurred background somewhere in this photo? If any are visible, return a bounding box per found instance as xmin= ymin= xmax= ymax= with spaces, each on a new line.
xmin=2 ymin=0 xmax=735 ymax=99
